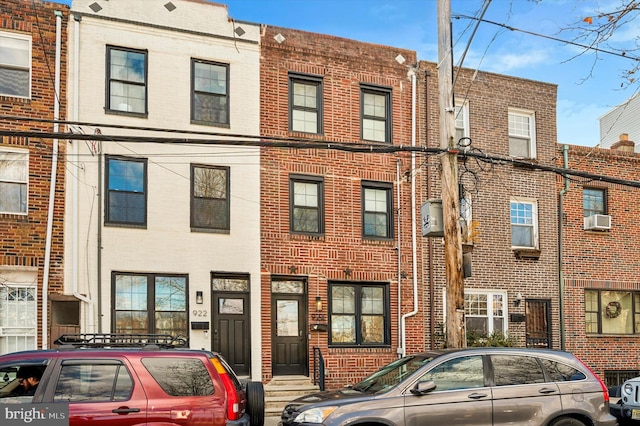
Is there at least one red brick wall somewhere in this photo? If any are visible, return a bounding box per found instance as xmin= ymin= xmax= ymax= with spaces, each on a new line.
xmin=0 ymin=0 xmax=68 ymax=348
xmin=260 ymin=25 xmax=421 ymax=388
xmin=558 ymin=144 xmax=640 ymax=380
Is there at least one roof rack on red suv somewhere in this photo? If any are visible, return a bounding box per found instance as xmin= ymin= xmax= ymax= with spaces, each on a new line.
xmin=54 ymin=332 xmax=189 ymax=349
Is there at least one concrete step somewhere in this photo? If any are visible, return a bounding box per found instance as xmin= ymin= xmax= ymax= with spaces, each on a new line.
xmin=264 ymin=375 xmax=320 ymax=417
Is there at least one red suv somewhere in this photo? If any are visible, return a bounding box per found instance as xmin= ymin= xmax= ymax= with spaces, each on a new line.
xmin=0 ymin=333 xmax=264 ymax=426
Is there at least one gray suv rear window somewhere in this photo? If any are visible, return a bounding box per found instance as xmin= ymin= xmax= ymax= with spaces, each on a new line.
xmin=492 ymin=355 xmax=545 ymax=386
xmin=142 ymin=357 xmax=214 ymax=396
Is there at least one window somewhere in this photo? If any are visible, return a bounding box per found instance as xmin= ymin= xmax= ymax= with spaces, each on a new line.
xmin=418 ymin=355 xmax=484 ymax=391
xmin=192 ymin=59 xmax=229 ymax=126
xmin=191 ymin=165 xmax=230 ymax=231
xmin=290 ymin=175 xmax=324 ymax=234
xmin=106 ymin=46 xmax=147 ymax=114
xmin=585 ymin=289 xmax=640 ymax=335
xmin=329 ymin=282 xmax=389 ymax=346
xmin=113 ymin=273 xmax=188 ymax=337
xmin=583 ymin=188 xmax=606 ymax=217
xmin=464 ymin=291 xmax=507 ymax=337
xmin=508 ymin=109 xmax=536 ymax=158
xmin=460 ymin=191 xmax=473 ymax=241
xmin=54 ymin=362 xmax=133 ymax=402
xmin=361 ymin=85 xmax=391 ymax=142
xmin=0 ymin=149 xmax=28 ymax=214
xmin=455 ymin=102 xmax=469 ymax=145
xmin=0 ymin=283 xmax=37 ymax=353
xmin=289 ymin=74 xmax=322 ymax=134
xmin=142 ymin=357 xmax=214 ymax=396
xmin=106 ymin=156 xmax=147 ymax=226
xmin=491 ymin=355 xmax=545 ymax=386
xmin=510 ymin=198 xmax=538 ymax=248
xmin=0 ymin=32 xmax=30 ymax=97
xmin=362 ymin=181 xmax=393 ymax=239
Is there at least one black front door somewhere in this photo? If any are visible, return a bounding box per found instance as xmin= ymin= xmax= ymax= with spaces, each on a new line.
xmin=212 ymin=291 xmax=250 ymax=376
xmin=272 ymin=285 xmax=307 ymax=376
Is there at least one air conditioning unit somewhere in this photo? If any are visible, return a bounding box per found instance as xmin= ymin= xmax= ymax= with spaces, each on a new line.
xmin=584 ymin=214 xmax=611 ymax=231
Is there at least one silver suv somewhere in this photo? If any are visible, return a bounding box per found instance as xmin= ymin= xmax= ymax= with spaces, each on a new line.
xmin=610 ymin=376 xmax=640 ymax=424
xmin=280 ymin=347 xmax=616 ymax=426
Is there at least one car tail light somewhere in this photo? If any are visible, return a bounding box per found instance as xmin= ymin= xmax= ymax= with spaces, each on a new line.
xmin=577 ymin=357 xmax=609 ymax=406
xmin=211 ymin=357 xmax=241 ymax=421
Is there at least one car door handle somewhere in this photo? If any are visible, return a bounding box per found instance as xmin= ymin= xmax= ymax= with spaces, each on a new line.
xmin=538 ymin=388 xmax=557 ymax=394
xmin=112 ymin=407 xmax=141 ymax=414
xmin=468 ymin=392 xmax=488 ymax=399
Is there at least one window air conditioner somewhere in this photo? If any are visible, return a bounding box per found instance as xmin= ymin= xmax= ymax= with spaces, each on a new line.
xmin=584 ymin=214 xmax=611 ymax=231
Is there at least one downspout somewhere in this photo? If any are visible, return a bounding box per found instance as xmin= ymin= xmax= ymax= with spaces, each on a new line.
xmin=42 ymin=10 xmax=63 ymax=349
xmin=72 ymin=13 xmax=94 ymax=331
xmin=401 ymin=67 xmax=419 ymax=357
xmin=425 ymin=71 xmax=435 ymax=349
xmin=558 ymin=144 xmax=569 ymax=350
xmin=396 ymin=159 xmax=402 ymax=357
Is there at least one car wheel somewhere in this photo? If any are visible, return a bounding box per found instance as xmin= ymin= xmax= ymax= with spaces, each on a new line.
xmin=245 ymin=381 xmax=265 ymax=426
xmin=549 ymin=417 xmax=586 ymax=426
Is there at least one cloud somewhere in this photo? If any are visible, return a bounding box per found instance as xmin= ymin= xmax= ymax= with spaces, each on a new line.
xmin=556 ymin=98 xmax=610 ymax=146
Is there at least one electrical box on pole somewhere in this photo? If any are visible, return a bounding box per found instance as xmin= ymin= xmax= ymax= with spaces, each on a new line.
xmin=421 ymin=199 xmax=444 ymax=237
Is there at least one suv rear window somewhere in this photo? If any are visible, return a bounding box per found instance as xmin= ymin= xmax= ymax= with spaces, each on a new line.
xmin=54 ymin=361 xmax=133 ymax=402
xmin=142 ymin=357 xmax=214 ymax=396
xmin=539 ymin=358 xmax=586 ymax=381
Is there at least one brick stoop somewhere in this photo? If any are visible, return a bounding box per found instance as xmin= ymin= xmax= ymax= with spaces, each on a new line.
xmin=264 ymin=375 xmax=320 ymax=419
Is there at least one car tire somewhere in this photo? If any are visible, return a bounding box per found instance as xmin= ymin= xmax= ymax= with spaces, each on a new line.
xmin=549 ymin=417 xmax=586 ymax=426
xmin=245 ymin=381 xmax=265 ymax=426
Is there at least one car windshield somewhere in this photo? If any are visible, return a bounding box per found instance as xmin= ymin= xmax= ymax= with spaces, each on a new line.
xmin=351 ymin=354 xmax=434 ymax=394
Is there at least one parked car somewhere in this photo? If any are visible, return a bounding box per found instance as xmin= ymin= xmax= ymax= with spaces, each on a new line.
xmin=610 ymin=375 xmax=640 ymax=424
xmin=280 ymin=347 xmax=616 ymax=426
xmin=0 ymin=333 xmax=264 ymax=426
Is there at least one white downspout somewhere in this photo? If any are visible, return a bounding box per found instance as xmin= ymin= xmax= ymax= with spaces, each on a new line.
xmin=72 ymin=13 xmax=94 ymax=331
xmin=42 ymin=10 xmax=63 ymax=349
xmin=401 ymin=67 xmax=419 ymax=357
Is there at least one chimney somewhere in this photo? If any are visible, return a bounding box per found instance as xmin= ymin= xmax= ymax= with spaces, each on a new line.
xmin=611 ymin=133 xmax=635 ymax=153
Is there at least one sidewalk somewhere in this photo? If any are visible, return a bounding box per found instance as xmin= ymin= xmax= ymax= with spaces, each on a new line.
xmin=265 ymin=416 xmax=280 ymax=426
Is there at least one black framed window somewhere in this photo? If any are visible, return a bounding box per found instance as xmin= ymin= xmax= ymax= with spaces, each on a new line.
xmin=106 ymin=156 xmax=147 ymax=226
xmin=113 ymin=272 xmax=188 ymax=337
xmin=290 ymin=175 xmax=324 ymax=234
xmin=106 ymin=46 xmax=147 ymax=114
xmin=583 ymin=188 xmax=606 ymax=217
xmin=361 ymin=84 xmax=391 ymax=142
xmin=362 ymin=181 xmax=393 ymax=239
xmin=329 ymin=282 xmax=390 ymax=346
xmin=191 ymin=164 xmax=230 ymax=231
xmin=289 ymin=74 xmax=322 ymax=134
xmin=192 ymin=59 xmax=229 ymax=126
xmin=585 ymin=289 xmax=640 ymax=334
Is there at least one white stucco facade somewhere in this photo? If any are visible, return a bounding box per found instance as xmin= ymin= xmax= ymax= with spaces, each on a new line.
xmin=64 ymin=0 xmax=261 ymax=378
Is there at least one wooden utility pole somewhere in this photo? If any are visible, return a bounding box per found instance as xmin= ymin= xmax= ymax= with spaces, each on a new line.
xmin=437 ymin=0 xmax=465 ymax=348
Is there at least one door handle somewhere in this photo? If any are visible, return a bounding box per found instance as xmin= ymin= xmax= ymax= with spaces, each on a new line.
xmin=468 ymin=392 xmax=488 ymax=399
xmin=112 ymin=407 xmax=141 ymax=414
xmin=538 ymin=387 xmax=557 ymax=394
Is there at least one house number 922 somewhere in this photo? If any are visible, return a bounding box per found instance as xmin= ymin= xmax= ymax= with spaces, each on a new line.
xmin=192 ymin=310 xmax=208 ymax=317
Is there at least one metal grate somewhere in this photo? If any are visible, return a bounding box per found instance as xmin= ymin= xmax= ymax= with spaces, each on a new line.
xmin=604 ymin=370 xmax=640 ymax=387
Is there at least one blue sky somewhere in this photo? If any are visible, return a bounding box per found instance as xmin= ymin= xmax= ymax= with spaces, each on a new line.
xmin=52 ymin=0 xmax=640 ymax=147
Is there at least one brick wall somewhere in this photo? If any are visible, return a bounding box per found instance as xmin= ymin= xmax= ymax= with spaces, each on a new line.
xmin=0 ymin=0 xmax=68 ymax=348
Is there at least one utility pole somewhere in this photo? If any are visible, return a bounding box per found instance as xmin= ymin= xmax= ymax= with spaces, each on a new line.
xmin=437 ymin=0 xmax=465 ymax=348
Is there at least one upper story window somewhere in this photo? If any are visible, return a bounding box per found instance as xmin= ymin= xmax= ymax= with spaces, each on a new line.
xmin=290 ymin=174 xmax=324 ymax=234
xmin=583 ymin=188 xmax=607 ymax=216
xmin=585 ymin=289 xmax=640 ymax=335
xmin=508 ymin=109 xmax=536 ymax=158
xmin=0 ymin=32 xmax=31 ymax=98
xmin=329 ymin=282 xmax=390 ymax=346
xmin=192 ymin=59 xmax=229 ymax=126
xmin=465 ymin=290 xmax=507 ymax=337
xmin=191 ymin=164 xmax=230 ymax=231
xmin=362 ymin=181 xmax=393 ymax=239
xmin=361 ymin=84 xmax=391 ymax=143
xmin=510 ymin=198 xmax=538 ymax=249
xmin=0 ymin=149 xmax=28 ymax=214
xmin=455 ymin=101 xmax=470 ymax=145
xmin=289 ymin=74 xmax=322 ymax=134
xmin=107 ymin=46 xmax=147 ymax=114
xmin=105 ymin=156 xmax=147 ymax=226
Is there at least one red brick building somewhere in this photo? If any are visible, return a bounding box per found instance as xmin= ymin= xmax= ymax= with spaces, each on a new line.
xmin=0 ymin=0 xmax=68 ymax=353
xmin=558 ymin=137 xmax=640 ymax=386
xmin=260 ymin=26 xmax=421 ymax=388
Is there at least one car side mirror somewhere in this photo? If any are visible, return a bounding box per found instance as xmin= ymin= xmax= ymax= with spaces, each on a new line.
xmin=410 ymin=380 xmax=436 ymax=396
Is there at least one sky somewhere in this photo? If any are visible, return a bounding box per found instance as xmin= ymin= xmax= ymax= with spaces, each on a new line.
xmin=51 ymin=0 xmax=640 ymax=147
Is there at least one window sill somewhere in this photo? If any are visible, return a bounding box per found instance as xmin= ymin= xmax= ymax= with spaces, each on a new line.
xmin=104 ymin=222 xmax=147 ymax=229
xmin=191 ymin=227 xmax=230 ymax=234
xmin=513 ymin=248 xmax=541 ymax=260
xmin=105 ymin=109 xmax=147 ymax=119
xmin=190 ymin=120 xmax=230 ymax=128
xmin=290 ymin=233 xmax=325 ymax=241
